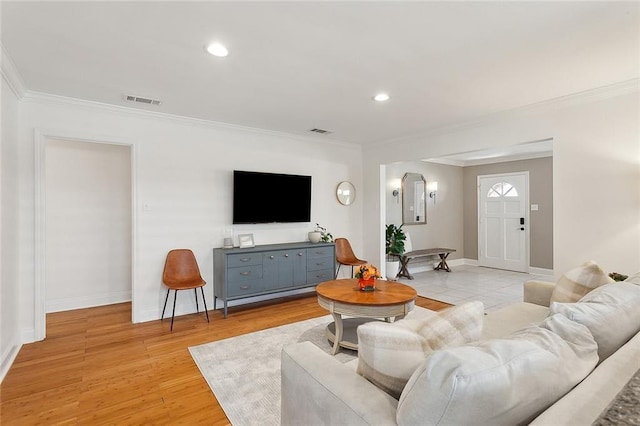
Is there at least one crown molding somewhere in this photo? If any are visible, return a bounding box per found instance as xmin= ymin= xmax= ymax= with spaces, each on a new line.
xmin=377 ymin=78 xmax=640 ymax=148
xmin=1 ymin=44 xmax=27 ymax=99
xmin=20 ymin=90 xmax=361 ymax=149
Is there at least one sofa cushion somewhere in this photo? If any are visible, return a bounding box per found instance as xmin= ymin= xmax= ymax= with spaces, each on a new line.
xmin=356 ymin=301 xmax=484 ymax=399
xmin=551 ymin=281 xmax=640 ymax=361
xmin=396 ymin=314 xmax=598 ymax=426
xmin=482 ymin=302 xmax=550 ymax=340
xmin=550 ymin=260 xmax=613 ymax=303
xmin=624 ymin=271 xmax=640 ymax=285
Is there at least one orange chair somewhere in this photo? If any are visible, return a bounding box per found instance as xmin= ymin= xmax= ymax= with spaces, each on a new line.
xmin=161 ymin=249 xmax=210 ymax=331
xmin=335 ymin=238 xmax=367 ymax=278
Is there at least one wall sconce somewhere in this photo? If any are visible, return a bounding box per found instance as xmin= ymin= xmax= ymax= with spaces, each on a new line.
xmin=428 ymin=181 xmax=438 ymax=204
xmin=392 ymin=188 xmax=400 ymax=203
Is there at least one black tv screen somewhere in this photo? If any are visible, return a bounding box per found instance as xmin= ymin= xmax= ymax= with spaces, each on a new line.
xmin=233 ymin=170 xmax=312 ymax=224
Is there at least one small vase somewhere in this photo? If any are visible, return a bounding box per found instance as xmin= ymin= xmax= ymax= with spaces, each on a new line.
xmin=358 ymin=277 xmax=375 ymax=291
xmin=308 ymin=231 xmax=322 ymax=243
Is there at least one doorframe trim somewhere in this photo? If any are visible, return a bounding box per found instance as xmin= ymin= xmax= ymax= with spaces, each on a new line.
xmin=34 ymin=129 xmax=137 ymax=341
xmin=477 ymin=171 xmax=530 ymax=272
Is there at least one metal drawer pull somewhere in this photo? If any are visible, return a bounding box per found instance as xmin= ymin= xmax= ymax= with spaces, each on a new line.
xmin=316 ymin=262 xmax=324 ymax=266
xmin=269 ymin=255 xmax=275 ymax=259
xmin=240 ymin=271 xmax=251 ymax=276
xmin=284 ymin=254 xmax=289 ymax=257
xmin=240 ymin=285 xmax=249 ymax=290
xmin=298 ymin=252 xmax=303 ymax=256
xmin=240 ymin=258 xmax=250 ymax=262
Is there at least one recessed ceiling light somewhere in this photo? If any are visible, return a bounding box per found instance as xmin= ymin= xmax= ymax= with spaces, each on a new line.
xmin=373 ymin=93 xmax=390 ymax=102
xmin=205 ymin=42 xmax=229 ymax=57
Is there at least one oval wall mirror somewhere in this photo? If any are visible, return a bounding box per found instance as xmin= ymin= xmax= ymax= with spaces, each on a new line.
xmin=402 ymin=173 xmax=427 ymax=225
xmin=336 ymin=181 xmax=356 ymax=205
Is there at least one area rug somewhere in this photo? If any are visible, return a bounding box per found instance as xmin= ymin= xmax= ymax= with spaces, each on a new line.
xmin=189 ymin=314 xmax=358 ymax=426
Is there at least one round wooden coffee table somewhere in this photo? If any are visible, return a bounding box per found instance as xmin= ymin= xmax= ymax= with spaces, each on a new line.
xmin=316 ymin=278 xmax=417 ymax=355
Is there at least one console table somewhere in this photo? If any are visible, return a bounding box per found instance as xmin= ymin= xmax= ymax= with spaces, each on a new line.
xmin=213 ymin=241 xmax=335 ymax=318
xmin=398 ymin=248 xmax=456 ymax=279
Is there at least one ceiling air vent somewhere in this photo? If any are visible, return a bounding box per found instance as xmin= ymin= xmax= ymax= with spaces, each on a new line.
xmin=125 ymin=95 xmax=162 ymax=106
xmin=309 ymin=128 xmax=332 ymax=135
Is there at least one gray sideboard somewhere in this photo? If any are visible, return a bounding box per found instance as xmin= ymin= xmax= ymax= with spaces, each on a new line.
xmin=213 ymin=241 xmax=336 ymax=318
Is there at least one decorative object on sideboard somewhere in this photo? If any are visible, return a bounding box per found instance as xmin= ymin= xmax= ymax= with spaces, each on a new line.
xmin=309 ymin=223 xmax=333 ymax=243
xmin=308 ymin=231 xmax=322 ymax=243
xmin=223 ymin=237 xmax=233 ymax=248
xmin=385 ymin=224 xmax=406 ymax=280
xmin=336 ymin=181 xmax=356 ymax=205
xmin=238 ymin=234 xmax=255 ymax=248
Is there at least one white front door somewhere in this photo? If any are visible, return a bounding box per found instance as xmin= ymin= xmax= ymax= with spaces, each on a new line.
xmin=478 ymin=172 xmax=529 ymax=272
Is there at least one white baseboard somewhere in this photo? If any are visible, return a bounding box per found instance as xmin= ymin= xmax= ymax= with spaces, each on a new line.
xmin=46 ymin=291 xmax=132 ymax=313
xmin=0 ymin=340 xmax=22 ymax=383
xmin=528 ymin=266 xmax=554 ymax=277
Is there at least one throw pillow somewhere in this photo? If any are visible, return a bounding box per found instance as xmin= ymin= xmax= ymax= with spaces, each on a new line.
xmin=550 ymin=260 xmax=613 ymax=303
xmin=356 ymin=301 xmax=484 ymax=399
xmin=397 ymin=314 xmax=598 ymax=426
xmin=551 ymin=281 xmax=640 ymax=361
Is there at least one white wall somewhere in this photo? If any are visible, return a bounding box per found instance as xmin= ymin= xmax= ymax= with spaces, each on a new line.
xmin=15 ymin=94 xmax=363 ymax=340
xmin=45 ymin=139 xmax=131 ymax=312
xmin=1 ymin=77 xmax=22 ymax=380
xmin=365 ymin=88 xmax=640 ymax=280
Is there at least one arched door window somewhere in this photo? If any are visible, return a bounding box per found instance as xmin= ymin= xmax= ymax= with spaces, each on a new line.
xmin=487 ymin=182 xmax=519 ymax=198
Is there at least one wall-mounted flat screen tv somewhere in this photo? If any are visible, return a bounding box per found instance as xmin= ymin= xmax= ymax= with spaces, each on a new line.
xmin=233 ymin=170 xmax=312 ymax=224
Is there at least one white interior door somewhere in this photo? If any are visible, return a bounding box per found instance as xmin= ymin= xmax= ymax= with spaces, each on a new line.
xmin=478 ymin=172 xmax=529 ymax=272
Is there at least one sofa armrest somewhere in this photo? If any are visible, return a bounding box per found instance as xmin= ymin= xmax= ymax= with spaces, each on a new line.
xmin=281 ymin=341 xmax=398 ymax=426
xmin=523 ymin=280 xmax=556 ymax=307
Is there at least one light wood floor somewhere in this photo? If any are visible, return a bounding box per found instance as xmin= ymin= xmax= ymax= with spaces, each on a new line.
xmin=1 ymin=294 xmax=450 ymax=425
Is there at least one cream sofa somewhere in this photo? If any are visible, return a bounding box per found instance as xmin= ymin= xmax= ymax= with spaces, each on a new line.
xmin=281 ymin=280 xmax=640 ymax=425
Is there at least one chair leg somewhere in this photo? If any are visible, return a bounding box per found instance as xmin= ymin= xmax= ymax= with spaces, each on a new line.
xmin=161 ymin=288 xmax=171 ymax=320
xmin=194 ymin=288 xmax=199 ymax=313
xmin=201 ymin=286 xmax=210 ymax=323
xmin=351 ymin=265 xmax=354 ymax=278
xmin=336 ymin=263 xmax=342 ymax=279
xmin=171 ymin=289 xmax=178 ymax=331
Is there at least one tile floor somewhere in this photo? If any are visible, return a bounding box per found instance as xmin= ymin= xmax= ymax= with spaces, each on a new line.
xmin=398 ymin=265 xmax=552 ymax=312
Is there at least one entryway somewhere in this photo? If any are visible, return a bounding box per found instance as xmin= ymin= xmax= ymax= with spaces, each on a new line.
xmin=35 ymin=133 xmax=135 ymax=340
xmin=477 ymin=172 xmax=529 ymax=272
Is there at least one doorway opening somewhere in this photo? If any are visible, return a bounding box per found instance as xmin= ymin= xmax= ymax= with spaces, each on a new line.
xmin=35 ymin=133 xmax=135 ymax=340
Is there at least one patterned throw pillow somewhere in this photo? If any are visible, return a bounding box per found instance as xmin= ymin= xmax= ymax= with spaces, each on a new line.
xmin=550 ymin=260 xmax=613 ymax=303
xmin=356 ymin=301 xmax=484 ymax=399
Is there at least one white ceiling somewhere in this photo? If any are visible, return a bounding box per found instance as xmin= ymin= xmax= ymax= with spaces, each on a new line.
xmin=2 ymin=1 xmax=639 ymax=146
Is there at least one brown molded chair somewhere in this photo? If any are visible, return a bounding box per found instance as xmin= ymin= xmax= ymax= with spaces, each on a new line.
xmin=162 ymin=249 xmax=210 ymax=331
xmin=335 ymin=238 xmax=367 ymax=278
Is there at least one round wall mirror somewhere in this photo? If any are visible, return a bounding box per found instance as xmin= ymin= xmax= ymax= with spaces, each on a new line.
xmin=336 ymin=181 xmax=356 ymax=205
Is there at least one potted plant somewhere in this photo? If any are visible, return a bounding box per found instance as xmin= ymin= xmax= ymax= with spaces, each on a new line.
xmin=309 ymin=223 xmax=333 ymax=243
xmin=385 ymin=224 xmax=406 ymax=280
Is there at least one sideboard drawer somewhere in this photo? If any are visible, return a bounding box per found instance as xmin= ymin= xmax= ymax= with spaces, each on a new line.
xmin=227 ymin=265 xmax=263 ymax=283
xmin=307 ymin=246 xmax=334 ymax=259
xmin=307 ymin=256 xmax=334 ymax=272
xmin=228 ymin=280 xmax=265 ymax=298
xmin=307 ymin=269 xmax=334 ymax=284
xmin=227 ymin=253 xmax=262 ymax=268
